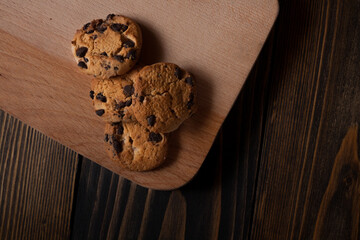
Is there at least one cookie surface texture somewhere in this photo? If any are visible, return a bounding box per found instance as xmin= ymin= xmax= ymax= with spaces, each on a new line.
xmin=104 ymin=122 xmax=168 ymax=171
xmin=71 ymin=14 xmax=142 ymax=78
xmin=90 ymin=66 xmax=140 ymax=122
xmin=133 ymin=63 xmax=197 ymax=133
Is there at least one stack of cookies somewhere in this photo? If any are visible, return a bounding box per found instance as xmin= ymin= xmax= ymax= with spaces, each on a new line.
xmin=71 ymin=14 xmax=197 ymax=171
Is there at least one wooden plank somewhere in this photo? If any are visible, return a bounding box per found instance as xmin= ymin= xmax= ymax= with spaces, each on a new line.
xmin=250 ymin=0 xmax=360 ymax=239
xmin=313 ymin=125 xmax=360 ymax=240
xmin=69 ymin=28 xmax=274 ymax=238
xmin=0 ymin=110 xmax=79 ymax=239
xmin=0 ymin=0 xmax=278 ymax=189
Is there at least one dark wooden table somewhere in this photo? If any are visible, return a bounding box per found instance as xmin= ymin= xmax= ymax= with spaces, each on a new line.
xmin=1 ymin=0 xmax=359 ymax=239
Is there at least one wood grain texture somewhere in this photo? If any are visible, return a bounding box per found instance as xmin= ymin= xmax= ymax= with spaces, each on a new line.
xmin=0 ymin=0 xmax=278 ymax=189
xmin=250 ymin=0 xmax=360 ymax=239
xmin=313 ymin=125 xmax=360 ymax=240
xmin=0 ymin=110 xmax=79 ymax=239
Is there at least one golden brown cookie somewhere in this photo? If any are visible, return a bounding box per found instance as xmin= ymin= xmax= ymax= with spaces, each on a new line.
xmin=104 ymin=122 xmax=168 ymax=171
xmin=90 ymin=66 xmax=140 ymax=122
xmin=132 ymin=63 xmax=197 ymax=133
xmin=71 ymin=14 xmax=142 ymax=78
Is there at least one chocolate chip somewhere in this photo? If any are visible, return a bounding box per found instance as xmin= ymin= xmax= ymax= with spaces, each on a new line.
xmin=76 ymin=47 xmax=88 ymax=57
xmin=139 ymin=96 xmax=144 ymax=103
xmin=185 ymin=76 xmax=194 ymax=86
xmin=106 ymin=14 xmax=115 ymax=21
xmin=115 ymin=101 xmax=125 ymax=109
xmin=115 ymin=99 xmax=131 ymax=109
xmin=97 ymin=19 xmax=104 ymax=25
xmin=112 ymin=138 xmax=123 ymax=153
xmin=117 ymin=124 xmax=124 ymax=135
xmin=96 ymin=24 xmax=107 ymax=33
xmin=83 ymin=22 xmax=90 ymax=30
xmin=104 ymin=134 xmax=109 ymax=142
xmin=114 ymin=55 xmax=124 ymax=62
xmin=125 ymin=49 xmax=136 ymax=60
xmin=148 ymin=132 xmax=162 ymax=143
xmin=100 ymin=52 xmax=108 ymax=56
xmin=114 ymin=66 xmax=119 ymax=71
xmin=129 ymin=137 xmax=133 ymax=144
xmin=90 ymin=90 xmax=94 ymax=99
xmin=147 ymin=115 xmax=156 ymax=126
xmin=95 ymin=109 xmax=105 ymax=116
xmin=110 ymin=23 xmax=128 ymax=33
xmin=91 ymin=35 xmax=98 ymax=40
xmin=123 ymin=85 xmax=134 ymax=97
xmin=174 ymin=67 xmax=183 ymax=79
xmin=104 ymin=65 xmax=111 ymax=70
xmin=84 ymin=58 xmax=89 ymax=63
xmin=78 ymin=61 xmax=87 ymax=69
xmin=96 ymin=93 xmax=107 ymax=102
xmin=187 ymin=93 xmax=194 ymax=109
xmin=118 ymin=111 xmax=125 ymax=118
xmin=125 ymin=99 xmax=132 ymax=107
xmin=85 ymin=29 xmax=94 ymax=34
xmin=123 ymin=39 xmax=135 ymax=48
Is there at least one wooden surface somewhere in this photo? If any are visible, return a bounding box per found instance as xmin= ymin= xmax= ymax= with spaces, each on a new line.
xmin=0 ymin=111 xmax=79 ymax=239
xmin=1 ymin=0 xmax=360 ymax=239
xmin=0 ymin=0 xmax=278 ymax=190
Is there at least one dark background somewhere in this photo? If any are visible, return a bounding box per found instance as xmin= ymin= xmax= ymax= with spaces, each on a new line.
xmin=1 ymin=0 xmax=360 ymax=239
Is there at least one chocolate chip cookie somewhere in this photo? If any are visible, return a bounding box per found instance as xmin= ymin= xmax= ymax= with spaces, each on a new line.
xmin=71 ymin=14 xmax=142 ymax=78
xmin=104 ymin=121 xmax=168 ymax=171
xmin=90 ymin=66 xmax=140 ymax=122
xmin=132 ymin=63 xmax=197 ymax=133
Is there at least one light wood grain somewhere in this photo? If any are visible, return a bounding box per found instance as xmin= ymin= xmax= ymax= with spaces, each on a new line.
xmin=0 ymin=0 xmax=278 ymax=189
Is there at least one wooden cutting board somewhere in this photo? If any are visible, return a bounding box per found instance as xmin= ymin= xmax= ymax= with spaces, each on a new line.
xmin=0 ymin=0 xmax=278 ymax=190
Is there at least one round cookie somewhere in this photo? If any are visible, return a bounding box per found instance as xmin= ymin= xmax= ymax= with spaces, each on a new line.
xmin=90 ymin=66 xmax=140 ymax=122
xmin=104 ymin=122 xmax=168 ymax=171
xmin=132 ymin=63 xmax=197 ymax=133
xmin=71 ymin=14 xmax=142 ymax=78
